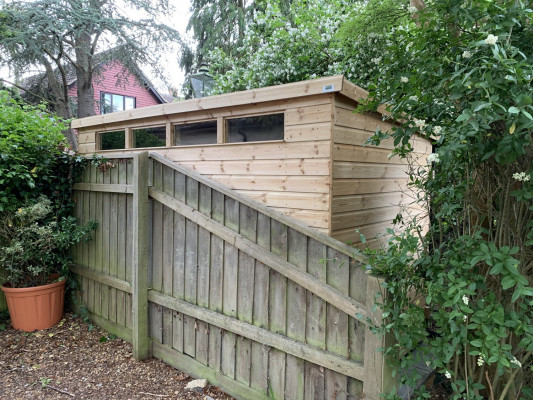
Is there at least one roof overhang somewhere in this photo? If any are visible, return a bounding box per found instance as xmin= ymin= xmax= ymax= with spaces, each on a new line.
xmin=72 ymin=75 xmax=383 ymax=130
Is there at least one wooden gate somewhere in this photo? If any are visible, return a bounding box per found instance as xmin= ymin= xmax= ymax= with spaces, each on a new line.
xmin=72 ymin=152 xmax=395 ymax=399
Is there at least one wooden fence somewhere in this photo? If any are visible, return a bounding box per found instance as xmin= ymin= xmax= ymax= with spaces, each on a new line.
xmin=71 ymin=152 xmax=395 ymax=400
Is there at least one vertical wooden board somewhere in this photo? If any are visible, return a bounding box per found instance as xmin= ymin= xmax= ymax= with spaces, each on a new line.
xmin=162 ymin=306 xmax=173 ymax=347
xmin=117 ymin=162 xmax=127 ymax=327
xmin=250 ymin=215 xmax=270 ymax=393
xmin=286 ymin=355 xmax=305 ymax=400
xmin=237 ymin=251 xmax=254 ymax=323
xmin=82 ymin=190 xmax=90 ymax=268
xmin=95 ymin=170 xmax=104 ymax=273
xmin=162 ymin=205 xmax=174 ymax=296
xmin=235 ymin=252 xmax=254 ymax=388
xmin=172 ymin=310 xmax=184 ymax=353
xmin=208 ymin=325 xmax=222 ymax=372
xmin=268 ymin=349 xmax=286 ymax=400
xmin=199 ymin=183 xmax=212 ymax=218
xmin=224 ymin=196 xmax=240 ymax=233
xmin=223 ymin=243 xmax=238 ymax=317
xmin=347 ymin=378 xmax=364 ymax=400
xmin=184 ymin=219 xmax=198 ymax=304
xmin=174 ymin=171 xmax=186 ymax=203
xmin=87 ymin=166 xmax=97 ymax=270
xmin=116 ymin=289 xmax=126 ymax=327
xmin=209 ymin=235 xmax=224 ymax=313
xmin=125 ymin=293 xmax=133 ymax=329
xmin=211 ymin=191 xmax=225 ymax=224
xmin=253 ymin=213 xmax=270 ymax=329
xmin=269 ymin=219 xmax=287 ymax=336
xmin=195 ymin=320 xmax=209 ymax=365
xmin=326 ymin=249 xmax=350 ymax=357
xmin=349 ymin=260 xmax=367 ymax=305
xmin=250 ymin=342 xmax=269 ymax=393
xmin=162 ymin=164 xmax=175 ymax=196
xmin=183 ymin=314 xmax=196 ymax=357
xmin=80 ymin=276 xmax=88 ymax=310
xmin=173 ymin=213 xmax=186 ymax=300
xmin=186 ymin=176 xmax=199 ymax=210
xmin=239 ymin=205 xmax=258 ymax=242
xmin=197 ymin=227 xmax=210 ymax=308
xmin=304 ymin=362 xmax=325 ymax=400
xmin=101 ymin=192 xmax=110 ymax=317
xmin=324 ymin=369 xmax=348 ymax=400
xmin=306 ymin=239 xmax=327 ymax=349
xmin=92 ymin=279 xmax=101 ymax=316
xmin=125 ymin=194 xmax=133 ymax=283
xmin=221 ymin=331 xmax=236 ymax=379
xmin=269 ymin=219 xmax=287 ymax=400
xmin=100 ymin=284 xmax=109 ymax=320
xmin=109 ymin=286 xmax=117 ymax=323
xmin=153 ymin=159 xmax=163 ymax=191
xmin=235 ymin=335 xmax=251 ymax=386
xmin=149 ymin=302 xmax=163 ymax=344
xmin=151 ymin=200 xmax=163 ymax=292
xmin=286 ymin=229 xmax=307 ymax=339
xmin=348 ymin=318 xmax=365 ymax=364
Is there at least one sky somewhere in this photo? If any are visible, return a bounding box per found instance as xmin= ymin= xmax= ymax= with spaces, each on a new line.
xmin=0 ymin=0 xmax=194 ymax=97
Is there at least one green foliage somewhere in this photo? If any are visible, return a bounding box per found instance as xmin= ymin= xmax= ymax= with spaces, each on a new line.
xmin=0 ymin=196 xmax=96 ymax=288
xmin=0 ymin=91 xmax=67 ymax=211
xmin=0 ymin=90 xmax=96 ymax=289
xmin=357 ymin=1 xmax=533 ymax=399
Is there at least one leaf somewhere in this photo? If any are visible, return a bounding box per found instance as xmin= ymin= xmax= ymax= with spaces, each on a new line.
xmin=509 ymin=123 xmax=516 ymax=134
xmin=508 ymin=106 xmax=520 ymax=114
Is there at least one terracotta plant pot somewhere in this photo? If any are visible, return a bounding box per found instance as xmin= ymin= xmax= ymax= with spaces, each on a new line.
xmin=1 ymin=279 xmax=66 ymax=332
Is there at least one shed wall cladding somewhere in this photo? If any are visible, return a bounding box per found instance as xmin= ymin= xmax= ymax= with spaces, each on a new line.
xmin=74 ymin=76 xmax=432 ymax=243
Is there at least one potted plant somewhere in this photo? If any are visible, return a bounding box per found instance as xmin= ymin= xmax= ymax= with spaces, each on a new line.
xmin=0 ymin=196 xmax=96 ymax=331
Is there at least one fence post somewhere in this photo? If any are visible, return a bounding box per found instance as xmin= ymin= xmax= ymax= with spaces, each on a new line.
xmin=363 ymin=275 xmax=397 ymax=398
xmin=132 ymin=151 xmax=149 ymax=360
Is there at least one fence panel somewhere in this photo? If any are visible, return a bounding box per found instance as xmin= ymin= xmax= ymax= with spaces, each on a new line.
xmin=72 ymin=152 xmax=394 ymax=400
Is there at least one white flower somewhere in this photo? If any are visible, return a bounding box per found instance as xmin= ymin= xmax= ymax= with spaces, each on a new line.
xmin=462 ymin=295 xmax=469 ymax=305
xmin=407 ymin=5 xmax=418 ymax=13
xmin=485 ymin=34 xmax=498 ymax=45
xmin=462 ymin=50 xmax=472 ymax=59
xmin=427 ymin=153 xmax=440 ymax=164
xmin=477 ymin=356 xmax=485 ymax=367
xmin=371 ymin=57 xmax=382 ymax=64
xmin=409 ymin=95 xmax=419 ymax=102
xmin=445 ymin=370 xmax=451 ymax=379
xmin=425 ymin=361 xmax=431 ymax=367
xmin=463 ymin=314 xmax=468 ymax=322
xmin=433 ymin=126 xmax=443 ymax=135
xmin=401 ymin=76 xmax=409 ymax=83
xmin=513 ymin=172 xmax=531 ymax=182
xmin=414 ymin=118 xmax=426 ymax=129
xmin=510 ymin=356 xmax=522 ymax=368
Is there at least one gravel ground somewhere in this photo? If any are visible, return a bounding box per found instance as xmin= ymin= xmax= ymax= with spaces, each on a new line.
xmin=0 ymin=313 xmax=233 ymax=400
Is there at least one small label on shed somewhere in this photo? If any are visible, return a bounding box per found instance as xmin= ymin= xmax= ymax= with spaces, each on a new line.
xmin=322 ymin=84 xmax=335 ymax=93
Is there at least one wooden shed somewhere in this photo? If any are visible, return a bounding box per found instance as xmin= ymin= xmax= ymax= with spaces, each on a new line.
xmin=73 ymin=75 xmax=431 ymax=244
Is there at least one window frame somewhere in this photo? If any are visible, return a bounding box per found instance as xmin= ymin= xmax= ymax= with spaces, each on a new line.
xmin=100 ymin=92 xmax=136 ymax=114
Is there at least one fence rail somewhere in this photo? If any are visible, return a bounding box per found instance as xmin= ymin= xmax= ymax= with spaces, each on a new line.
xmin=72 ymin=151 xmax=395 ymax=399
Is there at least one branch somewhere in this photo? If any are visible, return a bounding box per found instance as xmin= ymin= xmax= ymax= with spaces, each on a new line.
xmin=45 ymin=385 xmax=75 ymax=397
xmin=0 ymin=78 xmax=51 ymax=103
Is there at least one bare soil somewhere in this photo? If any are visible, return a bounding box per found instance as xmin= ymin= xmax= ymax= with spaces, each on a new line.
xmin=0 ymin=313 xmax=233 ymax=400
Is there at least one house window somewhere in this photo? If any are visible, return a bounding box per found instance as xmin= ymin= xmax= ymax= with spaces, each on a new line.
xmin=101 ymin=92 xmax=135 ymax=114
xmin=226 ymin=113 xmax=284 ymax=143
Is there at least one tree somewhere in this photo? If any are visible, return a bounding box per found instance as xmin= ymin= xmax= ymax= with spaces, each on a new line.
xmin=0 ymin=0 xmax=182 ymax=148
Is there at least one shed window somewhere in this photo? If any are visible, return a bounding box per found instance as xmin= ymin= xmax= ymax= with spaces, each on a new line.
xmin=101 ymin=92 xmax=135 ymax=114
xmin=227 ymin=113 xmax=284 ymax=143
xmin=100 ymin=130 xmax=125 ymax=150
xmin=174 ymin=121 xmax=217 ymax=146
xmin=133 ymin=126 xmax=166 ymax=148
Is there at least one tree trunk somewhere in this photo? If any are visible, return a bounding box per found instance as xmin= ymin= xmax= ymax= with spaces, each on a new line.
xmin=75 ymin=30 xmax=95 ymax=119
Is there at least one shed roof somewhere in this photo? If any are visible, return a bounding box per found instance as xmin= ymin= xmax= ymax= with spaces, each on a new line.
xmin=72 ymin=76 xmax=387 ymax=130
